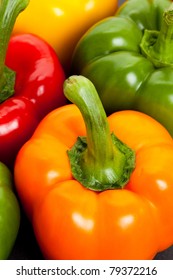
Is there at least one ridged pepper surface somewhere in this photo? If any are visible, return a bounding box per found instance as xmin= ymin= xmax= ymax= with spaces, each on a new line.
xmin=14 ymin=76 xmax=173 ymax=260
xmin=72 ymin=0 xmax=173 ymax=136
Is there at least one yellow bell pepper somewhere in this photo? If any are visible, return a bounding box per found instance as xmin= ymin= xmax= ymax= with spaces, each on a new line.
xmin=12 ymin=0 xmax=118 ymax=72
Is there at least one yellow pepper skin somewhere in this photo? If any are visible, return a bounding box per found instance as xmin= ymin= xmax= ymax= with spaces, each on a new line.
xmin=12 ymin=0 xmax=118 ymax=72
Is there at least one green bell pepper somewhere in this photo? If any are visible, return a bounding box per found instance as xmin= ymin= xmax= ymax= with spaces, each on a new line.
xmin=72 ymin=0 xmax=173 ymax=135
xmin=0 ymin=162 xmax=20 ymax=259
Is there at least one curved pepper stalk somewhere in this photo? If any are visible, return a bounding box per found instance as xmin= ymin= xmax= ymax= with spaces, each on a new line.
xmin=64 ymin=76 xmax=135 ymax=191
xmin=0 ymin=0 xmax=29 ymax=102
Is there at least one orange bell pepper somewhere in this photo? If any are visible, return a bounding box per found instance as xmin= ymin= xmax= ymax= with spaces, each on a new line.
xmin=12 ymin=0 xmax=118 ymax=72
xmin=14 ymin=76 xmax=173 ymax=260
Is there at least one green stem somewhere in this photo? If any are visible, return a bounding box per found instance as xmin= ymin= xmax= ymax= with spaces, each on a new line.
xmin=140 ymin=3 xmax=173 ymax=68
xmin=64 ymin=75 xmax=135 ymax=191
xmin=0 ymin=0 xmax=29 ymax=103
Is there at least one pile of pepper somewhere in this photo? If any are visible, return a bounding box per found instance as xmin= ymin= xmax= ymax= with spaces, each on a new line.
xmin=1 ymin=0 xmax=173 ymax=260
xmin=0 ymin=0 xmax=118 ymax=260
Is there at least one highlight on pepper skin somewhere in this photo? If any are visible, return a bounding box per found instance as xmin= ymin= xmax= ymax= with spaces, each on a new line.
xmin=14 ymin=76 xmax=173 ymax=260
xmin=0 ymin=0 xmax=66 ymax=168
xmin=12 ymin=0 xmax=118 ymax=72
xmin=71 ymin=0 xmax=173 ymax=136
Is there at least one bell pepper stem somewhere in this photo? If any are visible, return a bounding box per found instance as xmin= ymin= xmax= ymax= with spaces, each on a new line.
xmin=140 ymin=3 xmax=173 ymax=67
xmin=0 ymin=0 xmax=29 ymax=103
xmin=64 ymin=75 xmax=135 ymax=191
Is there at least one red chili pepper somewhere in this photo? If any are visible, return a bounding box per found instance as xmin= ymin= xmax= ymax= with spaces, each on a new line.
xmin=0 ymin=0 xmax=66 ymax=168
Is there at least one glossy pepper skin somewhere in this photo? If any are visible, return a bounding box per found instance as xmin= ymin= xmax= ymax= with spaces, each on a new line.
xmin=0 ymin=162 xmax=20 ymax=259
xmin=0 ymin=0 xmax=66 ymax=168
xmin=12 ymin=0 xmax=118 ymax=72
xmin=72 ymin=0 xmax=173 ymax=136
xmin=14 ymin=75 xmax=173 ymax=260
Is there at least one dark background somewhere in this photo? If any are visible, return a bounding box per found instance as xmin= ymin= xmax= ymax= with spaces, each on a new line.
xmin=9 ymin=0 xmax=173 ymax=260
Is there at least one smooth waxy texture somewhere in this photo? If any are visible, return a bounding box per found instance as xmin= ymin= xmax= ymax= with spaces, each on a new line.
xmin=14 ymin=76 xmax=173 ymax=260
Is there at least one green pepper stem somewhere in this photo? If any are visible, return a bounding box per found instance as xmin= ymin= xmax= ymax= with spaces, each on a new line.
xmin=64 ymin=75 xmax=135 ymax=191
xmin=140 ymin=3 xmax=173 ymax=67
xmin=0 ymin=0 xmax=29 ymax=102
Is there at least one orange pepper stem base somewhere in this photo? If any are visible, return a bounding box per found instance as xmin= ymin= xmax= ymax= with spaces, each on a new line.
xmin=64 ymin=75 xmax=135 ymax=191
